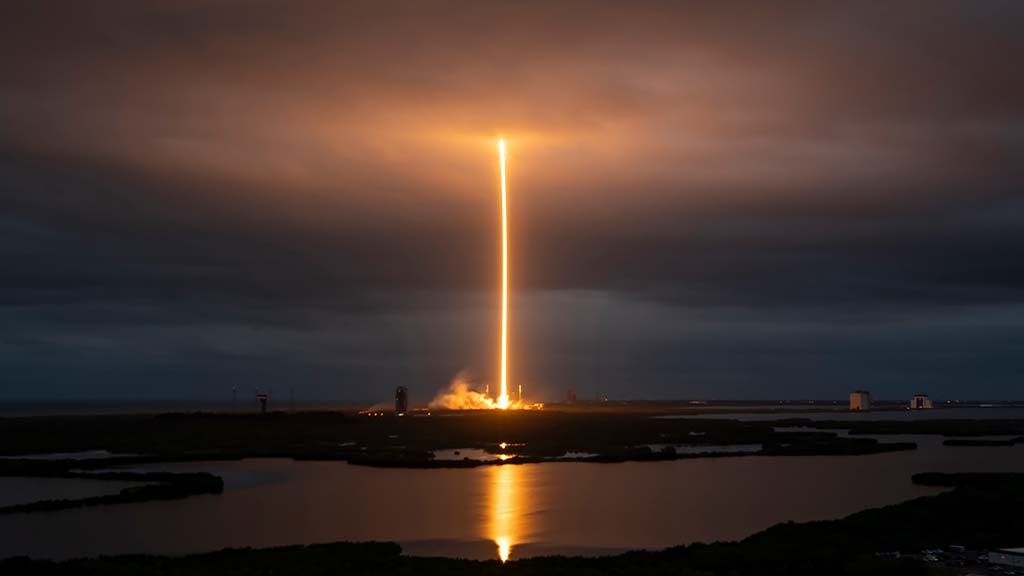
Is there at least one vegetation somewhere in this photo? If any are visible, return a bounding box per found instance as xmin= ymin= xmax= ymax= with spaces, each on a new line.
xmin=943 ymin=436 xmax=1024 ymax=447
xmin=1 ymin=410 xmax=1017 ymax=513
xmin=770 ymin=417 xmax=1024 ymax=437
xmin=912 ymin=471 xmax=1024 ymax=487
xmin=0 ymin=411 xmax=921 ymax=470
xmin=0 ymin=459 xmax=223 ymax=515
xmin=0 ymin=473 xmax=223 ymax=515
xmin=5 ymin=473 xmax=1024 ymax=575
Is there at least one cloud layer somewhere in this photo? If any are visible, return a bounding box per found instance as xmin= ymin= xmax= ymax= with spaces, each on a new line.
xmin=2 ymin=1 xmax=1023 ymax=401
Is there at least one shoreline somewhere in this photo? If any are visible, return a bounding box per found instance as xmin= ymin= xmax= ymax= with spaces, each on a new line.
xmin=3 ymin=472 xmax=1021 ymax=574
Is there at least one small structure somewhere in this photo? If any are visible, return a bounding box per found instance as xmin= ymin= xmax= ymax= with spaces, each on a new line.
xmin=567 ymin=389 xmax=577 ymax=403
xmin=849 ymin=390 xmax=871 ymax=411
xmin=256 ymin=393 xmax=268 ymax=415
xmin=911 ymin=394 xmax=933 ymax=410
xmin=991 ymin=548 xmax=1024 ymax=568
xmin=395 ymin=386 xmax=409 ymax=416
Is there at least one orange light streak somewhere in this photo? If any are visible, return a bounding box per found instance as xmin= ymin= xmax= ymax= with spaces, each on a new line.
xmin=497 ymin=138 xmax=510 ymax=410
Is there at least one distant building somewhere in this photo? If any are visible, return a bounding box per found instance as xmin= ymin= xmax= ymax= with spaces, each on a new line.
xmin=849 ymin=390 xmax=871 ymax=411
xmin=395 ymin=386 xmax=409 ymax=416
xmin=256 ymin=393 xmax=268 ymax=415
xmin=911 ymin=394 xmax=933 ymax=409
xmin=567 ymin=389 xmax=577 ymax=403
xmin=991 ymin=548 xmax=1024 ymax=568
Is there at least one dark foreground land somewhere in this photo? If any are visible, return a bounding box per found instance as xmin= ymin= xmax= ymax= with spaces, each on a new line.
xmin=2 ymin=410 xmax=1024 ymax=513
xmin=4 ymin=472 xmax=1023 ymax=576
xmin=0 ymin=409 xmax=953 ymax=465
xmin=2 ymin=412 xmax=1024 ymax=573
xmin=0 ymin=459 xmax=222 ymax=515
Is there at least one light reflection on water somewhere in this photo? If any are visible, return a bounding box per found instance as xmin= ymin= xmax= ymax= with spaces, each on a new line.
xmin=4 ymin=442 xmax=1024 ymax=562
xmin=488 ymin=464 xmax=524 ymax=562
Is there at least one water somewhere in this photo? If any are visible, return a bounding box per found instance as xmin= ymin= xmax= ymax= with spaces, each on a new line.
xmin=0 ymin=400 xmax=368 ymax=417
xmin=2 ymin=438 xmax=1024 ymax=562
xmin=664 ymin=406 xmax=1024 ymax=421
xmin=646 ymin=444 xmax=763 ymax=455
xmin=0 ymin=477 xmax=145 ymax=508
xmin=0 ymin=451 xmax=140 ymax=461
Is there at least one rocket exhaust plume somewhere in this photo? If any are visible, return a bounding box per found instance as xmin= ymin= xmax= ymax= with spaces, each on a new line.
xmin=429 ymin=373 xmax=501 ymax=410
xmin=427 ymin=140 xmax=542 ymax=412
xmin=428 ymin=374 xmax=543 ymax=410
xmin=497 ymin=138 xmax=510 ymax=410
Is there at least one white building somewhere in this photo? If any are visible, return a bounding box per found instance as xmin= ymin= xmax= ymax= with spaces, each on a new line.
xmin=910 ymin=394 xmax=933 ymax=409
xmin=991 ymin=548 xmax=1024 ymax=568
xmin=849 ymin=390 xmax=871 ymax=411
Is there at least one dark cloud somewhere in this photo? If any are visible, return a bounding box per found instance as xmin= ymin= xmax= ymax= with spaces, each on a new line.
xmin=1 ymin=1 xmax=1023 ymax=400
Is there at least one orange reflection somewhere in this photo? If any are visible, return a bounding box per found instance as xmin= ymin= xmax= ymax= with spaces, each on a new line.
xmin=487 ymin=463 xmax=526 ymax=562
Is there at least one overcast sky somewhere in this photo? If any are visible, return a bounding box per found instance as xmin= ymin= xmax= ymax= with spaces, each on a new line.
xmin=2 ymin=1 xmax=1023 ymax=403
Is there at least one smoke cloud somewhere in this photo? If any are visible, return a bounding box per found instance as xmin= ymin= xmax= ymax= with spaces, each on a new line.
xmin=429 ymin=373 xmax=499 ymax=410
xmin=365 ymin=401 xmax=392 ymax=412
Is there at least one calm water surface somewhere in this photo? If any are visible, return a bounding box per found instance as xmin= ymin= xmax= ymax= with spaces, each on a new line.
xmin=0 ymin=477 xmax=144 ymax=508
xmin=675 ymin=406 xmax=1024 ymax=421
xmin=3 ymin=435 xmax=1024 ymax=562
